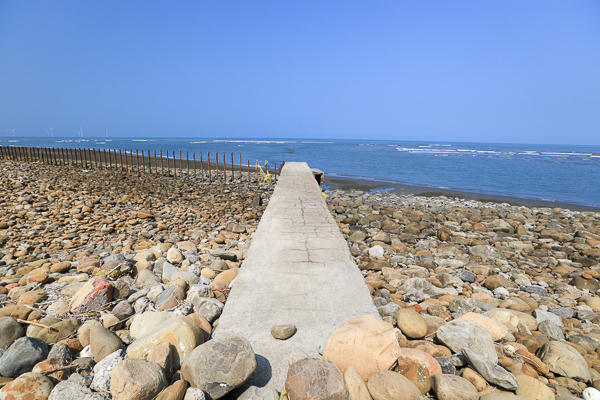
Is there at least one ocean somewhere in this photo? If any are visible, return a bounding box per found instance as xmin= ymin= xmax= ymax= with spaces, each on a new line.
xmin=2 ymin=137 xmax=599 ymax=208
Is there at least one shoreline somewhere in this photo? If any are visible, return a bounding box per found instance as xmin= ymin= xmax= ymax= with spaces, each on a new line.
xmin=324 ymin=174 xmax=600 ymax=212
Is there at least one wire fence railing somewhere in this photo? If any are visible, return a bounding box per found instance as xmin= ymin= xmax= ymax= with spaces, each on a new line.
xmin=0 ymin=145 xmax=278 ymax=184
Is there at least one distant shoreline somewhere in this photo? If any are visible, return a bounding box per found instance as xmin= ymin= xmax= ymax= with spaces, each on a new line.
xmin=323 ymin=173 xmax=600 ymax=212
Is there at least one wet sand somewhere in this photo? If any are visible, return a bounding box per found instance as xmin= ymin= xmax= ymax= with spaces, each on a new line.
xmin=324 ymin=174 xmax=600 ymax=212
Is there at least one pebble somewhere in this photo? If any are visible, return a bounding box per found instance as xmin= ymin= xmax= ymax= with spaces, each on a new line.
xmin=271 ymin=324 xmax=297 ymax=340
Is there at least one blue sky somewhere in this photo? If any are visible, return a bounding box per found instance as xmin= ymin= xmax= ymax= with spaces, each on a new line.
xmin=1 ymin=1 xmax=599 ymax=144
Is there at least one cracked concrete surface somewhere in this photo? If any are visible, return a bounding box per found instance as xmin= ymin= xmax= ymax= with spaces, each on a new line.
xmin=214 ymin=162 xmax=378 ymax=390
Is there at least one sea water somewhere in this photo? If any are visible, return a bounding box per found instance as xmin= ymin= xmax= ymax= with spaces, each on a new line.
xmin=2 ymin=138 xmax=599 ymax=208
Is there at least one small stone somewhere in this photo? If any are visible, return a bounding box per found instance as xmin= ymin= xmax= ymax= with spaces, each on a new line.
xmin=271 ymin=324 xmax=297 ymax=340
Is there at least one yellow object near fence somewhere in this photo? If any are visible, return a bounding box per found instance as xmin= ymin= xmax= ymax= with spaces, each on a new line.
xmin=256 ymin=160 xmax=273 ymax=185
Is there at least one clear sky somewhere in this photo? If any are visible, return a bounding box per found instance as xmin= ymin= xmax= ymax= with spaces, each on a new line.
xmin=1 ymin=1 xmax=599 ymax=144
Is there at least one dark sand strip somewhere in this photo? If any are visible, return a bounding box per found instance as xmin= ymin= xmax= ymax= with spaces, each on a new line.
xmin=324 ymin=174 xmax=600 ymax=212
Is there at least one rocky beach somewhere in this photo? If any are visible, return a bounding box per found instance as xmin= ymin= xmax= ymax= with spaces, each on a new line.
xmin=323 ymin=187 xmax=600 ymax=400
xmin=2 ymin=157 xmax=600 ymax=400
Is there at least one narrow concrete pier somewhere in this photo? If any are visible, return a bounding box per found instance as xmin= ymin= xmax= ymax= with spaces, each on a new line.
xmin=215 ymin=162 xmax=378 ymax=390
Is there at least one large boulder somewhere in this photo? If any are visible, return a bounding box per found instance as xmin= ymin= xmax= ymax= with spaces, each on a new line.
xmin=514 ymin=374 xmax=555 ymax=400
xmin=537 ymin=340 xmax=591 ymax=382
xmin=322 ymin=315 xmax=401 ymax=381
xmin=285 ymin=358 xmax=347 ymax=400
xmin=0 ymin=372 xmax=53 ymax=399
xmin=110 ymin=359 xmax=167 ymax=400
xmin=181 ymin=333 xmax=256 ymax=399
xmin=366 ymin=371 xmax=421 ymax=400
xmin=431 ymin=373 xmax=478 ymax=400
xmin=435 ymin=320 xmax=497 ymax=363
xmin=0 ymin=317 xmax=24 ymax=348
xmin=455 ymin=312 xmax=509 ymax=341
xmin=70 ymin=278 xmax=113 ymax=314
xmin=0 ymin=337 xmax=49 ymax=377
xmin=127 ymin=316 xmax=204 ymax=370
xmin=130 ymin=311 xmax=173 ymax=339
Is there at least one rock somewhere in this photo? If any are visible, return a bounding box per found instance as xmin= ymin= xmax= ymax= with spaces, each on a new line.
xmin=70 ymin=278 xmax=113 ymax=314
xmin=570 ymin=276 xmax=600 ymax=292
xmin=147 ymin=341 xmax=174 ymax=380
xmin=238 ymin=386 xmax=280 ymax=400
xmin=538 ymin=320 xmax=564 ymax=341
xmin=156 ymin=380 xmax=188 ymax=400
xmin=0 ymin=372 xmax=53 ymax=399
xmin=89 ymin=325 xmax=124 ymax=363
xmin=344 ymin=365 xmax=373 ymax=400
xmin=479 ymin=395 xmax=530 ymax=400
xmin=29 ymin=317 xmax=80 ymax=344
xmin=395 ymin=308 xmax=427 ymax=339
xmin=181 ymin=333 xmax=257 ymax=399
xmin=112 ymin=300 xmax=134 ymax=320
xmin=396 ymin=348 xmax=442 ymax=377
xmin=584 ymin=388 xmax=600 ymax=400
xmin=0 ymin=336 xmax=49 ymax=377
xmin=0 ymin=317 xmax=24 ymax=348
xmin=130 ymin=311 xmax=173 ymax=339
xmin=285 ymin=358 xmax=347 ymax=400
xmin=485 ymin=275 xmax=507 ymax=290
xmin=166 ymin=247 xmax=184 ymax=264
xmin=183 ymin=388 xmax=207 ymax=400
xmin=155 ymin=285 xmax=186 ymax=311
xmin=461 ymin=348 xmax=518 ymax=390
xmin=514 ymin=374 xmax=555 ymax=400
xmin=194 ymin=301 xmax=222 ymax=323
xmin=470 ymin=245 xmax=502 ymax=260
xmin=271 ymin=324 xmax=297 ymax=340
xmin=395 ymin=363 xmax=430 ymax=395
xmin=110 ymin=359 xmax=167 ymax=400
xmin=430 ymin=373 xmax=478 ymax=400
xmin=90 ymin=349 xmax=123 ymax=392
xmin=322 ymin=315 xmax=401 ymax=381
xmin=128 ymin=316 xmax=204 ymax=370
xmin=48 ymin=380 xmax=93 ymax=399
xmin=48 ymin=343 xmax=73 ymax=363
xmin=537 ymin=340 xmax=591 ymax=382
xmin=436 ymin=320 xmax=498 ymax=363
xmin=455 ymin=312 xmax=509 ymax=341
xmin=366 ymin=371 xmax=421 ymax=400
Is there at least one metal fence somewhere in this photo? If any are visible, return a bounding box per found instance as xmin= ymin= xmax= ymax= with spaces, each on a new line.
xmin=0 ymin=146 xmax=278 ymax=184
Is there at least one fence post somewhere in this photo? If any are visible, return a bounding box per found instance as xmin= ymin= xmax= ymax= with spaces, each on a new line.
xmin=231 ymin=152 xmax=234 ymax=180
xmin=199 ymin=152 xmax=203 ymax=181
xmin=223 ymin=152 xmax=227 ymax=182
xmin=207 ymin=152 xmax=211 ymax=182
xmin=215 ymin=152 xmax=219 ymax=180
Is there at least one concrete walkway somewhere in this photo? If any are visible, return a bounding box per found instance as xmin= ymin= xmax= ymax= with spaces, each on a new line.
xmin=214 ymin=162 xmax=378 ymax=390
